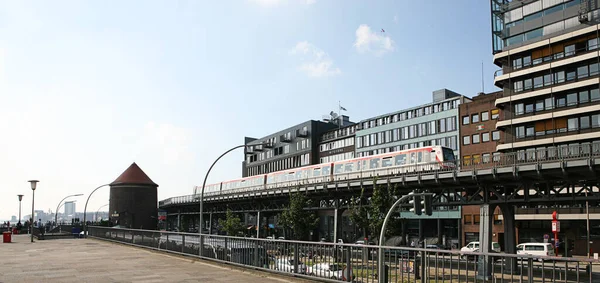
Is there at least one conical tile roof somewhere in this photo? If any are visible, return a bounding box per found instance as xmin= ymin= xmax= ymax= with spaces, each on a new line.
xmin=110 ymin=162 xmax=158 ymax=187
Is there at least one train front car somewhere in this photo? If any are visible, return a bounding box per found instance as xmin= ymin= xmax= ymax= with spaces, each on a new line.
xmin=437 ymin=146 xmax=457 ymax=169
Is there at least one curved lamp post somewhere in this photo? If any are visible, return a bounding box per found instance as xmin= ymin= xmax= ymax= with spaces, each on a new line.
xmin=95 ymin=203 xmax=109 ymax=222
xmin=377 ymin=193 xmax=413 ymax=283
xmin=28 ymin=180 xmax=39 ymax=243
xmin=83 ymin=184 xmax=110 ymax=238
xmin=199 ymin=144 xmax=261 ymax=255
xmin=55 ymin=194 xmax=83 ymax=227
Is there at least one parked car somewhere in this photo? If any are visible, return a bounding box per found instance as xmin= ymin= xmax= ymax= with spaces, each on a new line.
xmin=461 ymin=242 xmax=501 ymax=253
xmin=307 ymin=263 xmax=352 ymax=281
xmin=516 ymin=243 xmax=555 ymax=260
xmin=274 ymin=258 xmax=306 ymax=274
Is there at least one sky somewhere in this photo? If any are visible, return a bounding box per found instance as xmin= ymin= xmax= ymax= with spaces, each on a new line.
xmin=0 ymin=0 xmax=500 ymax=221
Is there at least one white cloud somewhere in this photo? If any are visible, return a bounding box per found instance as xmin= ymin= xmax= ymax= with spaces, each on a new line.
xmin=393 ymin=15 xmax=399 ymax=24
xmin=289 ymin=41 xmax=341 ymax=78
xmin=248 ymin=0 xmax=316 ymax=6
xmin=353 ymin=24 xmax=395 ymax=56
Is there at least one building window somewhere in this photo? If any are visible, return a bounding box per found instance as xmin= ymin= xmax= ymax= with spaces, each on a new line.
xmin=472 ymin=114 xmax=479 ymax=123
xmin=482 ymin=153 xmax=491 ymax=163
xmin=462 ymin=116 xmax=470 ymax=125
xmin=463 ymin=136 xmax=470 ymax=145
xmin=481 ymin=111 xmax=489 ymax=121
xmin=472 ymin=134 xmax=480 ymax=144
xmin=482 ymin=132 xmax=490 ymax=142
xmin=474 ymin=215 xmax=480 ymax=225
xmin=464 ymin=215 xmax=472 ymax=225
xmin=491 ymin=109 xmax=499 ymax=120
xmin=568 ymin=118 xmax=579 ymax=131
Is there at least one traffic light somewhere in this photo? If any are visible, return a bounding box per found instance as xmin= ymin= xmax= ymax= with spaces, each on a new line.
xmin=409 ymin=194 xmax=422 ymax=215
xmin=423 ymin=194 xmax=433 ymax=216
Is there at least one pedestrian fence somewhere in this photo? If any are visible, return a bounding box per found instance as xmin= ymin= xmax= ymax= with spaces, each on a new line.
xmin=88 ymin=226 xmax=600 ymax=283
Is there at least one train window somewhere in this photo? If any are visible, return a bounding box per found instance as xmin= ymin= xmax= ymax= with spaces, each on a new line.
xmin=423 ymin=151 xmax=430 ymax=163
xmin=395 ymin=154 xmax=407 ymax=165
xmin=370 ymin=158 xmax=380 ymax=169
xmin=410 ymin=152 xmax=416 ymax=164
xmin=313 ymin=168 xmax=321 ymax=176
xmin=442 ymin=147 xmax=455 ymax=161
xmin=344 ymin=162 xmax=354 ymax=172
xmin=322 ymin=166 xmax=331 ymax=176
xmin=288 ymin=172 xmax=296 ymax=180
xmin=382 ymin=157 xmax=393 ymax=167
xmin=296 ymin=171 xmax=302 ymax=180
xmin=417 ymin=152 xmax=423 ymax=162
xmin=334 ymin=164 xmax=344 ymax=174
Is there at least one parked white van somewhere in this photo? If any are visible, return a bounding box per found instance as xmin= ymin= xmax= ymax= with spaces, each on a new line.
xmin=516 ymin=243 xmax=555 ymax=258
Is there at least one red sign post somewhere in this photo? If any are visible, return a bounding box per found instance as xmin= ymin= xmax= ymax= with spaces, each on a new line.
xmin=552 ymin=211 xmax=560 ymax=256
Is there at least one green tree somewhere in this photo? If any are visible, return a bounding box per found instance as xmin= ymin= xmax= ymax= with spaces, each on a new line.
xmin=278 ymin=192 xmax=319 ymax=240
xmin=348 ymin=179 xmax=398 ymax=243
xmin=222 ymin=209 xmax=244 ymax=236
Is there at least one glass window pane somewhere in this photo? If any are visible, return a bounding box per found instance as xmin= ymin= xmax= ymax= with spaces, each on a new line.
xmin=592 ymin=114 xmax=600 ymax=128
xmin=567 ymin=93 xmax=578 ymax=106
xmin=524 ymin=79 xmax=532 ymax=90
xmin=590 ymin=63 xmax=599 ymax=76
xmin=482 ymin=132 xmax=490 ymax=142
xmin=578 ymin=65 xmax=589 ymax=79
xmin=592 ymin=89 xmax=600 ymax=102
xmin=544 ymin=74 xmax=553 ymax=86
xmin=568 ymin=118 xmax=579 ymax=131
xmin=580 ymin=90 xmax=590 ymax=104
xmin=581 ymin=116 xmax=591 ymax=129
xmin=535 ymin=100 xmax=544 ymax=112
xmin=554 ymin=71 xmax=565 ymax=84
xmin=481 ymin=111 xmax=489 ymax=121
xmin=472 ymin=134 xmax=480 ymax=144
xmin=567 ymin=71 xmax=576 ymax=81
xmin=534 ymin=76 xmax=543 ymax=88
xmin=545 ymin=97 xmax=553 ymax=110
xmin=492 ymin=131 xmax=500 ymax=141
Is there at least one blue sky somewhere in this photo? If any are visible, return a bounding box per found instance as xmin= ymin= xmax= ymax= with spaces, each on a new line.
xmin=0 ymin=0 xmax=499 ymax=220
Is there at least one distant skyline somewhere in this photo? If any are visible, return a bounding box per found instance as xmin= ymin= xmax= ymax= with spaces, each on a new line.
xmin=0 ymin=1 xmax=499 ymax=220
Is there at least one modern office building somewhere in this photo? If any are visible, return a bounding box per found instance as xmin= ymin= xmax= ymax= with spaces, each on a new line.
xmin=318 ymin=122 xmax=357 ymax=164
xmin=355 ymin=88 xmax=471 ymax=248
xmin=243 ymin=120 xmax=341 ymax=177
xmin=64 ymin=201 xmax=76 ymax=217
xmin=491 ymin=0 xmax=600 ymax=254
xmin=355 ymin=89 xmax=470 ymax=159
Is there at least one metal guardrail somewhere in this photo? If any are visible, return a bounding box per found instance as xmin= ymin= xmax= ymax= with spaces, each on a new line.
xmin=159 ymin=143 xmax=600 ymax=207
xmin=90 ymin=226 xmax=600 ymax=283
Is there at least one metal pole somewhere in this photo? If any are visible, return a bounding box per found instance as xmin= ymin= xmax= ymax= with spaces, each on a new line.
xmin=31 ymin=189 xmax=35 ymax=243
xmin=17 ymin=195 xmax=23 ymax=224
xmin=83 ymin=184 xmax=110 ymax=237
xmin=586 ymin=189 xmax=591 ymax=258
xmin=378 ymin=194 xmax=412 ymax=283
xmin=199 ymin=144 xmax=249 ymax=255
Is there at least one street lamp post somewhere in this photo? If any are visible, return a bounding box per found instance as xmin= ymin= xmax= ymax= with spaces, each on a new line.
xmin=198 ymin=144 xmax=252 ymax=255
xmin=28 ymin=180 xmax=39 ymax=243
xmin=585 ymin=188 xmax=591 ymax=258
xmin=95 ymin=204 xmax=109 ymax=223
xmin=83 ymin=184 xmax=110 ymax=238
xmin=55 ymin=194 xmax=84 ymax=228
xmin=17 ymin=195 xmax=24 ymax=224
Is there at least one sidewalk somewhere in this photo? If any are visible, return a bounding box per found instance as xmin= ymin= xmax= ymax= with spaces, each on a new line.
xmin=0 ymin=234 xmax=314 ymax=283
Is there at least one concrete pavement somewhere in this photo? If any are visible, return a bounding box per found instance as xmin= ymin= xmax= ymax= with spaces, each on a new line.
xmin=0 ymin=234 xmax=314 ymax=283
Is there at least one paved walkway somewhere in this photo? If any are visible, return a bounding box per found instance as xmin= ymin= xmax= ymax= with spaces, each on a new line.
xmin=0 ymin=234 xmax=314 ymax=283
